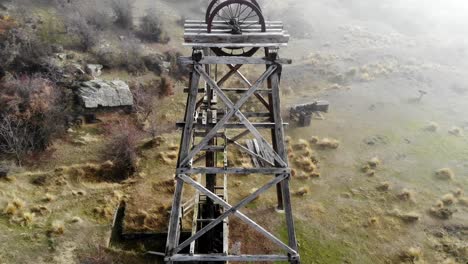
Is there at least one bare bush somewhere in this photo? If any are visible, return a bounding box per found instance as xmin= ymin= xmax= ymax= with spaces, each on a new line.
xmin=0 ymin=76 xmax=68 ymax=164
xmin=92 ymin=38 xmax=146 ymax=74
xmin=137 ymin=9 xmax=169 ymax=43
xmin=65 ymin=13 xmax=98 ymax=51
xmin=158 ymin=76 xmax=174 ymax=98
xmin=102 ymin=121 xmax=139 ymax=181
xmin=130 ymin=81 xmax=155 ymax=122
xmin=164 ymin=50 xmax=189 ymax=80
xmin=0 ymin=24 xmax=52 ymax=72
xmin=111 ymin=0 xmax=134 ymax=30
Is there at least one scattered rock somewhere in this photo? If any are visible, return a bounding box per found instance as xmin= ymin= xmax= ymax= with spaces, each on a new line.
xmin=76 ymin=79 xmax=134 ymax=108
xmin=85 ymin=64 xmax=103 ymax=78
xmin=436 ymin=168 xmax=455 ymax=181
xmin=30 ymin=205 xmax=50 ymax=216
xmin=398 ymin=211 xmax=421 ymax=223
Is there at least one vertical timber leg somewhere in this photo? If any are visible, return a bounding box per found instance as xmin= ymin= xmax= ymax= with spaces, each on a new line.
xmin=268 ymin=57 xmax=285 ymax=211
xmin=165 ymin=176 xmax=185 ymax=260
xmin=269 ymin=60 xmax=300 ymax=263
xmin=167 ymin=54 xmax=201 ymax=262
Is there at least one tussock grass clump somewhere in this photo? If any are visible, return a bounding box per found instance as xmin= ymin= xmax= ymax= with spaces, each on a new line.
xmin=43 ymin=193 xmax=56 ymax=202
xmin=453 ymin=188 xmax=463 ymax=198
xmin=436 ymin=168 xmax=455 ymax=180
xmin=368 ymin=157 xmax=380 ymax=168
xmin=31 ymin=205 xmax=49 ymax=216
xmin=448 ymin=126 xmax=463 ymax=136
xmin=441 ymin=193 xmax=456 ymax=206
xmin=294 ymin=157 xmax=317 ymax=173
xmin=292 ymin=139 xmax=309 ymax=150
xmin=458 ymin=197 xmax=468 ymax=207
xmin=20 ymin=212 xmax=35 ymax=226
xmin=3 ymin=198 xmax=25 ymax=215
xmin=376 ymin=182 xmax=390 ymax=192
xmin=398 ymin=189 xmax=414 ymax=202
xmin=316 ymin=138 xmax=340 ymax=149
xmin=424 ymin=122 xmax=439 ymax=132
xmin=367 ymin=216 xmax=379 ymax=226
xmin=49 ymin=221 xmax=65 ymax=235
xmin=400 ymin=247 xmax=423 ymax=262
xmin=294 ymin=187 xmax=310 ymax=196
xmin=309 ymin=136 xmax=319 ymax=144
xmin=429 ymin=207 xmax=455 ymax=220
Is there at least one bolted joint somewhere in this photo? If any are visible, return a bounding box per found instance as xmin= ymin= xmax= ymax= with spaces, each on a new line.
xmin=192 ymin=49 xmax=203 ymax=62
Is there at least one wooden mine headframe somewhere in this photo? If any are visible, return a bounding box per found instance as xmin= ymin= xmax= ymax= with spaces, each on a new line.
xmin=163 ymin=1 xmax=300 ymax=263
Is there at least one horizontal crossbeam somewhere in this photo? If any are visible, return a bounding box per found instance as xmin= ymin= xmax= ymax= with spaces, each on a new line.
xmin=179 ymin=56 xmax=292 ymax=65
xmin=176 ymin=167 xmax=290 ymax=175
xmin=166 ymin=254 xmax=289 ymax=262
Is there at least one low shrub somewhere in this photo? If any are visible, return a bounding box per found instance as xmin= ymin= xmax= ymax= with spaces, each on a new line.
xmin=102 ymin=121 xmax=140 ymax=181
xmin=0 ymin=75 xmax=68 ymax=164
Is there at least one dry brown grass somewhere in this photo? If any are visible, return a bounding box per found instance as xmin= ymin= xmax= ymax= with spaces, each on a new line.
xmin=294 ymin=186 xmax=310 ymax=196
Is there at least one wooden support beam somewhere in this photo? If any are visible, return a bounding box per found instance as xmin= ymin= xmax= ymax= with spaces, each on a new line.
xmin=179 ymin=65 xmax=276 ymax=167
xmin=177 ymin=174 xmax=297 ymax=255
xmin=179 ymin=56 xmax=292 ymax=65
xmin=173 ymin=174 xmax=288 ymax=254
xmin=176 ymin=122 xmax=288 ymax=129
xmin=176 ymin=167 xmax=290 ymax=175
xmin=227 ymin=64 xmax=270 ymax=109
xmin=195 ymin=64 xmax=287 ymax=168
xmin=166 ymin=254 xmax=289 ymax=262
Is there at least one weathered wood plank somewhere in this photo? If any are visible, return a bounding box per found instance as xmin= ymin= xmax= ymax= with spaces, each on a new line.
xmin=183 ymin=43 xmax=288 ymax=48
xmin=165 ymin=177 xmax=185 ymax=255
xmin=246 ymin=140 xmax=260 ymax=167
xmin=176 ymin=167 xmax=290 ymax=175
xmin=166 ymin=254 xmax=289 ymax=262
xmin=184 ymin=32 xmax=289 ymax=45
xmin=184 ymin=28 xmax=284 ymax=33
xmin=185 ymin=19 xmax=284 ymax=24
xmin=179 ymin=56 xmax=292 ymax=65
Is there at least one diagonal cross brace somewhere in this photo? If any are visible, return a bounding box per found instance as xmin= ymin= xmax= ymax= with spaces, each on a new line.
xmin=175 ymin=174 xmax=297 ymax=255
xmin=227 ymin=64 xmax=270 ymax=109
xmin=179 ymin=65 xmax=278 ymax=167
xmin=194 ymin=65 xmax=287 ymax=168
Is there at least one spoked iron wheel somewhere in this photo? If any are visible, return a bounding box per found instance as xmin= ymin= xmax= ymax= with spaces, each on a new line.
xmin=207 ymin=0 xmax=266 ymax=57
xmin=205 ymin=0 xmax=261 ymax=23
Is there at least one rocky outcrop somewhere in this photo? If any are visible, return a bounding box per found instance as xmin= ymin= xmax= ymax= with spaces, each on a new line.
xmin=85 ymin=64 xmax=103 ymax=78
xmin=76 ymin=79 xmax=133 ymax=108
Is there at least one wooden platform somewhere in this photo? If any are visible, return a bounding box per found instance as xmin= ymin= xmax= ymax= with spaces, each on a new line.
xmin=184 ymin=20 xmax=290 ymax=48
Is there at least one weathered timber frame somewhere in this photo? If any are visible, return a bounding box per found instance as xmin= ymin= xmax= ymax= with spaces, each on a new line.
xmin=163 ymin=17 xmax=300 ymax=264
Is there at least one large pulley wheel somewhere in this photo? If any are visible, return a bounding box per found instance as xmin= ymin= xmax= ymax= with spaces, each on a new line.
xmin=207 ymin=0 xmax=266 ymax=57
xmin=205 ymin=0 xmax=261 ymax=23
